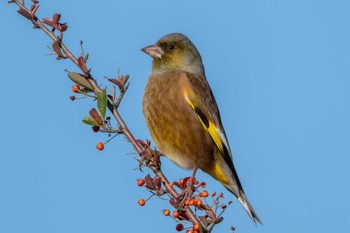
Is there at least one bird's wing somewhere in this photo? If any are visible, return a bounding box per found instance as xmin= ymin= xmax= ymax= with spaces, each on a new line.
xmin=181 ymin=72 xmax=234 ymax=165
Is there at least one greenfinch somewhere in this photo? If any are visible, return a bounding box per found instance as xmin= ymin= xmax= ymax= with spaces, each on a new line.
xmin=142 ymin=33 xmax=262 ymax=225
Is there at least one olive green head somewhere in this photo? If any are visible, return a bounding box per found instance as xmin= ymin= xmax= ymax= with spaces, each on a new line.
xmin=142 ymin=33 xmax=205 ymax=75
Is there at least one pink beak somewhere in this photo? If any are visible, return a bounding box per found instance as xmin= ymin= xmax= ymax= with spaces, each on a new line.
xmin=141 ymin=44 xmax=164 ymax=59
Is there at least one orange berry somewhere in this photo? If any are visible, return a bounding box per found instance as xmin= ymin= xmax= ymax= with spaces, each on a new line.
xmin=137 ymin=179 xmax=145 ymax=187
xmin=186 ymin=230 xmax=193 ymax=233
xmin=163 ymin=209 xmax=170 ymax=216
xmin=173 ymin=210 xmax=180 ymax=218
xmin=194 ymin=199 xmax=202 ymax=207
xmin=212 ymin=191 xmax=216 ymax=197
xmin=180 ymin=178 xmax=184 ymax=186
xmin=199 ymin=191 xmax=209 ymax=197
xmin=200 ymin=182 xmax=206 ymax=188
xmin=96 ymin=142 xmax=104 ymax=151
xmin=138 ymin=199 xmax=146 ymax=206
xmin=188 ymin=199 xmax=195 ymax=206
xmin=185 ymin=199 xmax=190 ymax=206
xmin=193 ymin=224 xmax=200 ymax=231
xmin=72 ymin=84 xmax=80 ymax=93
xmin=176 ymin=223 xmax=184 ymax=231
xmin=219 ymin=192 xmax=224 ymax=198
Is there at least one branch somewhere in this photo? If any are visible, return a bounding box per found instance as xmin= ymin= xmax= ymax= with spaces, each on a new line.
xmin=8 ymin=1 xmax=234 ymax=232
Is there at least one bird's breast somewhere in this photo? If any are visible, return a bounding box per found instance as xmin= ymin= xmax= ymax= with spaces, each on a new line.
xmin=142 ymin=71 xmax=215 ymax=170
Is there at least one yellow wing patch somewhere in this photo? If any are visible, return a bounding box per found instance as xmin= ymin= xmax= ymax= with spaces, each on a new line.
xmin=183 ymin=88 xmax=225 ymax=155
xmin=183 ymin=88 xmax=230 ymax=185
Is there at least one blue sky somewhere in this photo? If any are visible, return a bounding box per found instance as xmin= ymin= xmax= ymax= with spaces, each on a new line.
xmin=1 ymin=0 xmax=349 ymax=232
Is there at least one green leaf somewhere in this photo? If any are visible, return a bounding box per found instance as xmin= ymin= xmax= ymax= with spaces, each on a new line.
xmin=97 ymin=89 xmax=107 ymax=119
xmin=82 ymin=115 xmax=99 ymax=126
xmin=68 ymin=72 xmax=94 ymax=91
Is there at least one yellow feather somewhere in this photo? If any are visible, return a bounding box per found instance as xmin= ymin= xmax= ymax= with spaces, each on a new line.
xmin=183 ymin=88 xmax=226 ymax=156
xmin=213 ymin=163 xmax=229 ymax=185
xmin=183 ymin=88 xmax=230 ymax=185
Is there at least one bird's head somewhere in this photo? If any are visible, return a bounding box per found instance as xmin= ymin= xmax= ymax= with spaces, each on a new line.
xmin=142 ymin=33 xmax=204 ymax=75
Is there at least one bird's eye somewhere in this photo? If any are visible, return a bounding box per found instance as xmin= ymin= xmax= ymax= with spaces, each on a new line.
xmin=168 ymin=44 xmax=176 ymax=50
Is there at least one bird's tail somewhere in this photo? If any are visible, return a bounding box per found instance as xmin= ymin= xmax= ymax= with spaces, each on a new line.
xmin=237 ymin=191 xmax=263 ymax=225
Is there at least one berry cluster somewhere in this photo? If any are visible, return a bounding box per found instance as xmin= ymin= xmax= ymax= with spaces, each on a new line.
xmin=136 ymin=176 xmax=233 ymax=232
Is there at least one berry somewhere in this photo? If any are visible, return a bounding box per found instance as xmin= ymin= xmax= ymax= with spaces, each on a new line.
xmin=92 ymin=126 xmax=100 ymax=132
xmin=96 ymin=142 xmax=104 ymax=151
xmin=176 ymin=223 xmax=184 ymax=231
xmin=137 ymin=179 xmax=145 ymax=187
xmin=189 ymin=177 xmax=198 ymax=184
xmin=72 ymin=84 xmax=80 ymax=93
xmin=138 ymin=199 xmax=146 ymax=206
xmin=199 ymin=191 xmax=209 ymax=198
xmin=194 ymin=199 xmax=202 ymax=207
xmin=193 ymin=224 xmax=200 ymax=231
xmin=188 ymin=199 xmax=195 ymax=206
xmin=163 ymin=209 xmax=170 ymax=216
xmin=173 ymin=210 xmax=180 ymax=218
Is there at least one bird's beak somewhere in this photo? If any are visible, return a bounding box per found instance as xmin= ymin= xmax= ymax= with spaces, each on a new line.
xmin=141 ymin=44 xmax=164 ymax=59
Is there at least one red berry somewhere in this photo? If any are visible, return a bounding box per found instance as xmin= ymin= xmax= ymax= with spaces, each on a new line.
xmin=137 ymin=179 xmax=145 ymax=187
xmin=96 ymin=142 xmax=104 ymax=151
xmin=92 ymin=126 xmax=100 ymax=132
xmin=72 ymin=84 xmax=80 ymax=93
xmin=138 ymin=199 xmax=146 ymax=206
xmin=176 ymin=223 xmax=184 ymax=231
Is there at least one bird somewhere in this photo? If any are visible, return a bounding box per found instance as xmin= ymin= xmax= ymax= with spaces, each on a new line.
xmin=141 ymin=33 xmax=262 ymax=225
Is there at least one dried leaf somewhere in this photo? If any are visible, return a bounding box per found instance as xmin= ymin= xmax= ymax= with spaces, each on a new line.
xmin=89 ymin=108 xmax=103 ymax=126
xmin=59 ymin=23 xmax=68 ymax=32
xmin=67 ymin=72 xmax=94 ymax=91
xmin=120 ymin=75 xmax=129 ymax=88
xmin=42 ymin=18 xmax=55 ymax=28
xmin=52 ymin=13 xmax=61 ymax=24
xmin=108 ymin=78 xmax=123 ymax=90
xmin=31 ymin=5 xmax=39 ymax=17
xmin=17 ymin=9 xmax=32 ymax=20
xmin=145 ymin=174 xmax=155 ymax=190
xmin=77 ymin=56 xmax=89 ymax=74
xmin=52 ymin=41 xmax=64 ymax=57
